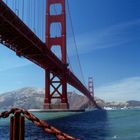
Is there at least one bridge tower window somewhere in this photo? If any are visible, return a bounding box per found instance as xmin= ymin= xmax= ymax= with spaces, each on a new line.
xmin=50 ymin=4 xmax=62 ymax=15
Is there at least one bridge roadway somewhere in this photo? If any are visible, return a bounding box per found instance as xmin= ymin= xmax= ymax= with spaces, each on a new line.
xmin=0 ymin=1 xmax=96 ymax=105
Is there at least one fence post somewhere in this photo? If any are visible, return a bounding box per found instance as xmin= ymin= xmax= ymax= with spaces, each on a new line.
xmin=10 ymin=112 xmax=25 ymax=140
xmin=10 ymin=117 xmax=14 ymax=140
xmin=19 ymin=116 xmax=25 ymax=140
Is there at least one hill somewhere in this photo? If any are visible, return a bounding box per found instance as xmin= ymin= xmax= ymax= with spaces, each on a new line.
xmin=0 ymin=87 xmax=140 ymax=110
xmin=0 ymin=87 xmax=104 ymax=110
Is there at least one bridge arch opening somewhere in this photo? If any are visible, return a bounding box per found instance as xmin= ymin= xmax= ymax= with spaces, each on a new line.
xmin=51 ymin=45 xmax=62 ymax=60
xmin=50 ymin=22 xmax=62 ymax=38
xmin=50 ymin=3 xmax=62 ymax=15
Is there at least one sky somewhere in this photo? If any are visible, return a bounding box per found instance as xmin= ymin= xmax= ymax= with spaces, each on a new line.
xmin=0 ymin=0 xmax=140 ymax=101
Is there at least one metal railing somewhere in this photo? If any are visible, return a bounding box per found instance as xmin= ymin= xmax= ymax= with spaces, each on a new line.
xmin=0 ymin=108 xmax=79 ymax=140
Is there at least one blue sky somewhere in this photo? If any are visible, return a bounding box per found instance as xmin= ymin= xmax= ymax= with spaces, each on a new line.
xmin=0 ymin=0 xmax=140 ymax=101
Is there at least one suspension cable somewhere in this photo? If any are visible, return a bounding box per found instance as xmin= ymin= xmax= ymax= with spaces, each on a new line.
xmin=33 ymin=0 xmax=36 ymax=33
xmin=22 ymin=0 xmax=24 ymax=20
xmin=53 ymin=4 xmax=73 ymax=72
xmin=66 ymin=0 xmax=85 ymax=85
xmin=42 ymin=0 xmax=45 ymax=41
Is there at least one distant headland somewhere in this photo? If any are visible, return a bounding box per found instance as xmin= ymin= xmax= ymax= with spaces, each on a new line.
xmin=0 ymin=87 xmax=140 ymax=110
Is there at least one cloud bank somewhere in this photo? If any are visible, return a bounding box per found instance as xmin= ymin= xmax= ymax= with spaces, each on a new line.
xmin=67 ymin=19 xmax=140 ymax=55
xmin=95 ymin=77 xmax=140 ymax=101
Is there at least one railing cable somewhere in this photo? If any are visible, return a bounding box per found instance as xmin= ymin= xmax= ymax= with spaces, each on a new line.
xmin=0 ymin=108 xmax=79 ymax=140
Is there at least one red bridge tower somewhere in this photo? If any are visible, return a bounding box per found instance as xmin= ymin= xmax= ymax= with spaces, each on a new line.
xmin=44 ymin=0 xmax=69 ymax=109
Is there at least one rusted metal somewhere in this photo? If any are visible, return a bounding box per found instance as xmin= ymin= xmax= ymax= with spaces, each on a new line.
xmin=13 ymin=112 xmax=20 ymax=140
xmin=19 ymin=116 xmax=25 ymax=140
xmin=10 ymin=112 xmax=24 ymax=140
xmin=10 ymin=117 xmax=14 ymax=140
xmin=0 ymin=108 xmax=79 ymax=140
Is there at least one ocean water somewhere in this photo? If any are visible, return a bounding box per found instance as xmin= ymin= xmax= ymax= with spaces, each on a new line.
xmin=0 ymin=109 xmax=140 ymax=140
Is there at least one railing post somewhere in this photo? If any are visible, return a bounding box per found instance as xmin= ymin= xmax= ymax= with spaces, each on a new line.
xmin=19 ymin=116 xmax=25 ymax=140
xmin=10 ymin=117 xmax=14 ymax=140
xmin=13 ymin=112 xmax=20 ymax=140
xmin=1 ymin=108 xmax=78 ymax=140
xmin=10 ymin=112 xmax=25 ymax=140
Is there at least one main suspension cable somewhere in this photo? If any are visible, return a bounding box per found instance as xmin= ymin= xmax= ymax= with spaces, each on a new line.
xmin=66 ymin=0 xmax=86 ymax=85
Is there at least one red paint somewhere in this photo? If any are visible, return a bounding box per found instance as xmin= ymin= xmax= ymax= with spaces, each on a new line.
xmin=44 ymin=0 xmax=68 ymax=108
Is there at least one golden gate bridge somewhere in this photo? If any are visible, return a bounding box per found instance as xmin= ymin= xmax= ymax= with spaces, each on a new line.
xmin=0 ymin=0 xmax=97 ymax=139
xmin=0 ymin=0 xmax=97 ymax=109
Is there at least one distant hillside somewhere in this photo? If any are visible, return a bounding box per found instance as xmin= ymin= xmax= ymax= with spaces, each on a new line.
xmin=0 ymin=87 xmax=140 ymax=110
xmin=0 ymin=87 xmax=103 ymax=110
xmin=0 ymin=87 xmax=44 ymax=109
xmin=127 ymin=100 xmax=140 ymax=107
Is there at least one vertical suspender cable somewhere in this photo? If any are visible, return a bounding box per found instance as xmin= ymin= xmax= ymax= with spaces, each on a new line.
xmin=22 ymin=0 xmax=24 ymax=20
xmin=28 ymin=0 xmax=30 ymax=27
xmin=53 ymin=4 xmax=73 ymax=72
xmin=66 ymin=0 xmax=86 ymax=85
xmin=30 ymin=0 xmax=32 ymax=29
xmin=42 ymin=0 xmax=45 ymax=41
xmin=37 ymin=0 xmax=39 ymax=37
xmin=14 ymin=0 xmax=16 ymax=12
xmin=41 ymin=1 xmax=43 ymax=40
xmin=33 ymin=0 xmax=36 ymax=33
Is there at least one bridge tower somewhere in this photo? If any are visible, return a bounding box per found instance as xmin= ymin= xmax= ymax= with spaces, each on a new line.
xmin=88 ymin=77 xmax=94 ymax=99
xmin=44 ymin=0 xmax=69 ymax=109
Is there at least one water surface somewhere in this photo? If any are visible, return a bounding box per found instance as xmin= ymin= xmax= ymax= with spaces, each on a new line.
xmin=0 ymin=109 xmax=140 ymax=140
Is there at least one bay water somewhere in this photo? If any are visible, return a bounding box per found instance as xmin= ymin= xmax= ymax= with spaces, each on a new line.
xmin=0 ymin=109 xmax=140 ymax=140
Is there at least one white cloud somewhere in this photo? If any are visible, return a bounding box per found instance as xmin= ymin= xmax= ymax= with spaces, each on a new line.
xmin=67 ymin=19 xmax=140 ymax=55
xmin=95 ymin=77 xmax=140 ymax=101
